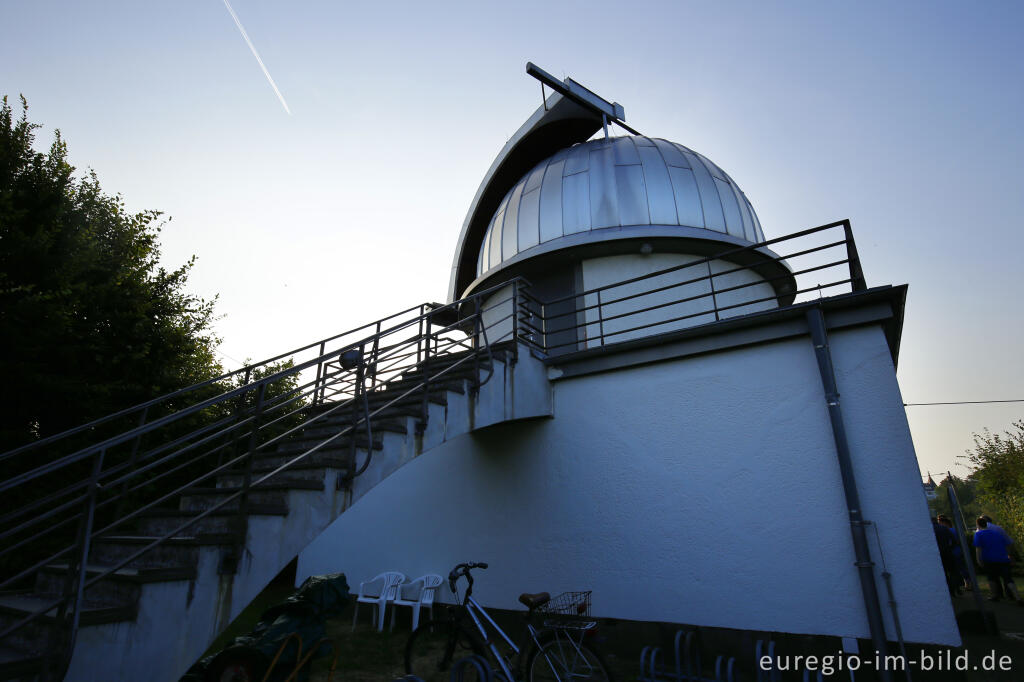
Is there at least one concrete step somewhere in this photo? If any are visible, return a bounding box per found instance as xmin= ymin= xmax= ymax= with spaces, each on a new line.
xmin=250 ymin=451 xmax=351 ymax=471
xmin=215 ymin=461 xmax=344 ymax=486
xmin=296 ymin=416 xmax=408 ymax=438
xmin=0 ymin=642 xmax=44 ymax=680
xmin=177 ymin=485 xmax=291 ymax=512
xmin=397 ymin=363 xmax=482 ymax=384
xmin=88 ymin=535 xmax=228 ymax=570
xmin=214 ymin=470 xmax=331 ymax=489
xmin=135 ymin=504 xmax=288 ymax=536
xmin=34 ymin=563 xmax=196 ymax=608
xmin=179 ymin=480 xmax=323 ymax=512
xmin=0 ymin=593 xmax=137 ymax=656
xmin=273 ymin=433 xmax=382 ymax=455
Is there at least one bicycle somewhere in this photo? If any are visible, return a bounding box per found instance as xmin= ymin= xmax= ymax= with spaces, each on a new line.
xmin=404 ymin=562 xmax=613 ymax=681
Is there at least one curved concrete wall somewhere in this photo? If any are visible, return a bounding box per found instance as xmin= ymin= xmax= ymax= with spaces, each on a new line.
xmin=298 ymin=325 xmax=959 ymax=645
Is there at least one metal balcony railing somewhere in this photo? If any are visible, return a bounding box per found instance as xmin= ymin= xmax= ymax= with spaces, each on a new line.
xmin=515 ymin=219 xmax=866 ymax=354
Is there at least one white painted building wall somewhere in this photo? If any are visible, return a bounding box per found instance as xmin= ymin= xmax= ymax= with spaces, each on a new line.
xmin=297 ymin=323 xmax=959 ymax=645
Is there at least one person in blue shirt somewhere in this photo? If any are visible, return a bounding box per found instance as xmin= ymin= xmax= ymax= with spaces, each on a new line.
xmin=974 ymin=516 xmax=1020 ymax=603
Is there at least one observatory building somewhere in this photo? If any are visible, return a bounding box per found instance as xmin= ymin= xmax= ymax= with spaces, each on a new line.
xmin=299 ymin=64 xmax=959 ymax=650
xmin=4 ymin=64 xmax=963 ymax=682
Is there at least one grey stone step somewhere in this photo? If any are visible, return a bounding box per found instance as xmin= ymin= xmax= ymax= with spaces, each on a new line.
xmin=362 ymin=386 xmax=450 ymax=408
xmin=250 ymin=451 xmax=351 ymax=471
xmin=34 ymin=563 xmax=196 ymax=608
xmin=296 ymin=417 xmax=408 ymax=437
xmin=273 ymin=433 xmax=382 ymax=454
xmin=214 ymin=470 xmax=330 ymax=489
xmin=177 ymin=486 xmax=290 ymax=512
xmin=397 ymin=363 xmax=481 ymax=384
xmin=135 ymin=504 xmax=288 ymax=536
xmin=0 ymin=594 xmax=136 ymax=655
xmin=0 ymin=643 xmax=44 ymax=679
xmin=88 ymin=535 xmax=226 ymax=570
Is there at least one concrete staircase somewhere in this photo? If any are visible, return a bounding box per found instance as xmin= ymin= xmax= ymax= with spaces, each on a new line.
xmin=0 ymin=342 xmax=552 ymax=681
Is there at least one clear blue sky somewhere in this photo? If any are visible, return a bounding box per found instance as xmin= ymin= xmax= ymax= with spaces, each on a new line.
xmin=3 ymin=0 xmax=1022 ymax=478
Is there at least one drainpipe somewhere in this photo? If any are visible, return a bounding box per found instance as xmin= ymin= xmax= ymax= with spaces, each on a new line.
xmin=806 ymin=306 xmax=892 ymax=682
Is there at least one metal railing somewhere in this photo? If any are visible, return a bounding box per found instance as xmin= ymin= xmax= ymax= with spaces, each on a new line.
xmin=0 ymin=278 xmax=527 ymax=680
xmin=525 ymin=219 xmax=866 ymax=354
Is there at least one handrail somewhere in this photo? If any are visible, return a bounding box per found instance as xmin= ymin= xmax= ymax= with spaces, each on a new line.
xmin=532 ymin=219 xmax=864 ymax=352
xmin=0 ymin=301 xmax=432 ymax=462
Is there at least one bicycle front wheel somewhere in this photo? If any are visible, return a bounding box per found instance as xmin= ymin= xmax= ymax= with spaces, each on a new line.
xmin=405 ymin=619 xmax=486 ymax=682
xmin=527 ymin=631 xmax=612 ymax=681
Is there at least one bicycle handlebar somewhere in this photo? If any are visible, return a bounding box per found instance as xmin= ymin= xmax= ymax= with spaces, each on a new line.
xmin=449 ymin=562 xmax=488 ymax=594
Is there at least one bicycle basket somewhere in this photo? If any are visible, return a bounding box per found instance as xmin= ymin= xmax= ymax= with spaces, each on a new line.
xmin=537 ymin=591 xmax=591 ymax=617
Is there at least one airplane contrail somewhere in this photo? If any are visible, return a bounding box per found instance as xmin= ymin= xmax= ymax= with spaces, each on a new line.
xmin=221 ymin=0 xmax=291 ymax=115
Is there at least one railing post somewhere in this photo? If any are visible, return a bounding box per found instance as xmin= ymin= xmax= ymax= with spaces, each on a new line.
xmin=314 ymin=341 xmax=326 ymax=405
xmin=471 ymin=297 xmax=482 ymax=395
xmin=224 ymin=367 xmax=252 ymax=469
xmin=115 ymin=406 xmax=149 ymax=518
xmin=511 ymin=280 xmax=519 ymax=340
xmin=226 ymin=380 xmax=265 ymax=574
xmin=539 ymin=296 xmax=548 ymax=353
xmin=370 ymin=322 xmax=381 ymax=390
xmin=843 ymin=220 xmax=867 ymax=292
xmin=349 ymin=346 xmax=365 ymax=473
xmin=416 ymin=305 xmax=425 ymax=365
xmin=510 ymin=280 xmax=520 ymax=365
xmin=708 ymin=263 xmax=721 ymax=321
xmin=46 ymin=447 xmax=105 ymax=681
xmin=417 ymin=313 xmax=432 ymax=435
xmin=596 ymin=290 xmax=605 ymax=347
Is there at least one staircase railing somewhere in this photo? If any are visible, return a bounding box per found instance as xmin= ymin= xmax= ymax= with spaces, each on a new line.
xmin=0 ymin=277 xmax=532 ymax=680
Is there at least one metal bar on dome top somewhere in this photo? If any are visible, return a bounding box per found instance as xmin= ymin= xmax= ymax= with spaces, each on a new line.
xmin=525 ymin=62 xmax=640 ymax=135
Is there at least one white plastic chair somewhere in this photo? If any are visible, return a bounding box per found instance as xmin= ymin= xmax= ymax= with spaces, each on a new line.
xmin=391 ymin=574 xmax=443 ymax=631
xmin=352 ymin=571 xmax=405 ymax=631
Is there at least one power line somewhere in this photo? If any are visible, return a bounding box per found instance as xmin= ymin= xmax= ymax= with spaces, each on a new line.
xmin=905 ymin=399 xmax=1024 ymax=403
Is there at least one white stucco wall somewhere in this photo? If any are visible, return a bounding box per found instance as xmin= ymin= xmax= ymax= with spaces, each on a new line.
xmin=297 ymin=324 xmax=959 ymax=645
xmin=580 ymin=254 xmax=778 ymax=348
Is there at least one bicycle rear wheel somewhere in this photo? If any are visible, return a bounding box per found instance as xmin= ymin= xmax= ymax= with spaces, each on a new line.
xmin=405 ymin=619 xmax=486 ymax=682
xmin=526 ymin=631 xmax=612 ymax=681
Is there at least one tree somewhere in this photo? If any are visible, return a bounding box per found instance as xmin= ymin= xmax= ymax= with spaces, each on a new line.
xmin=0 ymin=96 xmax=222 ymax=451
xmin=960 ymin=420 xmax=1024 ymax=545
xmin=930 ymin=474 xmax=982 ymax=527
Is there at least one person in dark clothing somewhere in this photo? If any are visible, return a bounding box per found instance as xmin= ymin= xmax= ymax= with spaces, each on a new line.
xmin=938 ymin=515 xmax=971 ymax=592
xmin=933 ymin=517 xmax=959 ymax=595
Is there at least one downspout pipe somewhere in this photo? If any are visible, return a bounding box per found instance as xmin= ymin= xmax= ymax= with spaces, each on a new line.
xmin=806 ymin=306 xmax=893 ymax=682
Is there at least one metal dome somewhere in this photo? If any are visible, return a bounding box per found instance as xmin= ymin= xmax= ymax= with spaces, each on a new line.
xmin=475 ymin=135 xmax=765 ymax=279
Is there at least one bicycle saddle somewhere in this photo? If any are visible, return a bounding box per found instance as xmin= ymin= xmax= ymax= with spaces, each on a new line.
xmin=518 ymin=592 xmax=551 ymax=609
